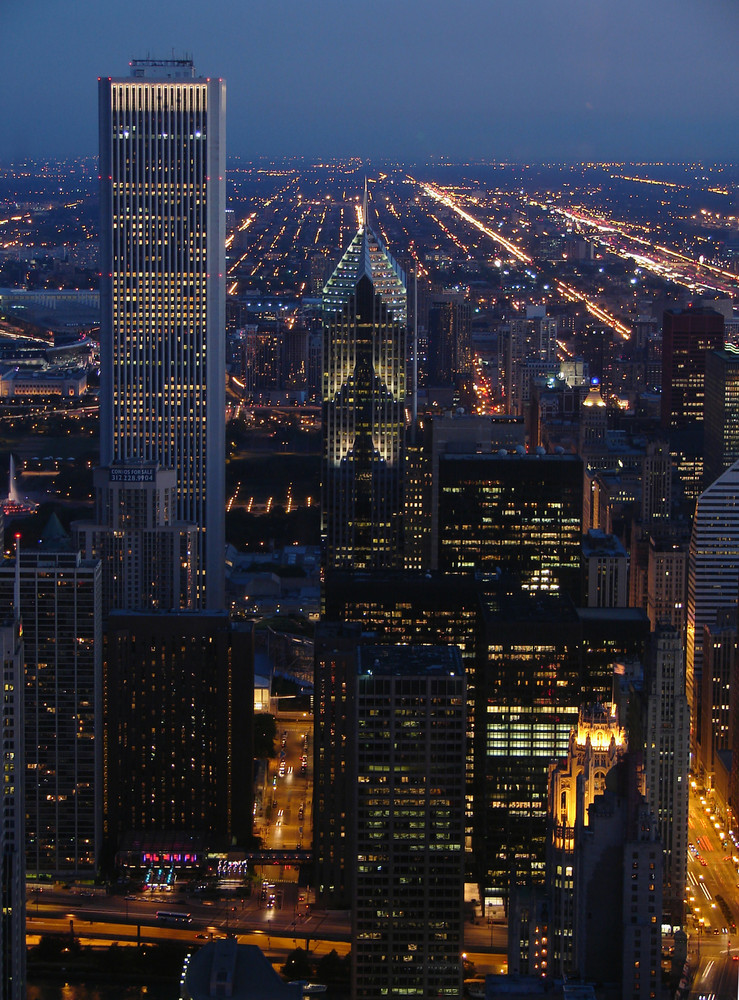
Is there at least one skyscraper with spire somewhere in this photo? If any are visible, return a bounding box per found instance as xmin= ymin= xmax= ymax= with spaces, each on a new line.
xmin=321 ymin=184 xmax=407 ymax=571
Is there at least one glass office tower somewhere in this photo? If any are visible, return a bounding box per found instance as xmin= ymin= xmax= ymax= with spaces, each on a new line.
xmin=322 ymin=203 xmax=407 ymax=572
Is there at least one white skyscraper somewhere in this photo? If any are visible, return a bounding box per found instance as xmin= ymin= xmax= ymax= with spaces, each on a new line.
xmin=686 ymin=459 xmax=739 ymax=746
xmin=97 ymin=59 xmax=225 ymax=609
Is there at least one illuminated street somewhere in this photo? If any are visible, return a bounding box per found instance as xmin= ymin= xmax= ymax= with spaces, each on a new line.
xmin=687 ymin=785 xmax=739 ymax=1000
xmin=257 ymin=712 xmax=313 ymax=853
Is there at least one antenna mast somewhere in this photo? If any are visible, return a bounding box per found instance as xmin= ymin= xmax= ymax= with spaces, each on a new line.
xmin=412 ymin=269 xmax=418 ymax=440
xmin=14 ymin=533 xmax=21 ymax=624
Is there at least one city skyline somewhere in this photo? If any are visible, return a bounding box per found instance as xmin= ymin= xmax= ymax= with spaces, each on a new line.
xmin=2 ymin=0 xmax=739 ymax=162
xmin=1 ymin=13 xmax=739 ymax=979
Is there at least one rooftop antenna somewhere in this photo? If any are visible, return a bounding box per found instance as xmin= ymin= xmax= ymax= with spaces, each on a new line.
xmin=13 ymin=533 xmax=20 ymax=624
xmin=362 ymin=176 xmax=368 ymax=230
xmin=412 ymin=268 xmax=418 ymax=440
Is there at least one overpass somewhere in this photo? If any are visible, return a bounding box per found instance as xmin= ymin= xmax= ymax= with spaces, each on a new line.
xmin=240 ymin=850 xmax=311 ymax=865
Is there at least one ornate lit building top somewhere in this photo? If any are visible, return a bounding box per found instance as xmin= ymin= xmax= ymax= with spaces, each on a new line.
xmin=321 ymin=190 xmax=407 ymax=572
xmin=550 ymin=702 xmax=626 ymax=837
xmin=582 ymin=381 xmax=606 ymax=408
xmin=574 ymin=702 xmax=625 ymax=753
xmin=323 ymin=211 xmax=406 ymax=326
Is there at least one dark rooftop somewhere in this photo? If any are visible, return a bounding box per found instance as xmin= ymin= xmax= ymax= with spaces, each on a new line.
xmin=358 ymin=644 xmax=464 ymax=678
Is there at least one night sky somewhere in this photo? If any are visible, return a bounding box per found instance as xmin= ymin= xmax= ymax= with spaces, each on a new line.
xmin=2 ymin=0 xmax=739 ymax=162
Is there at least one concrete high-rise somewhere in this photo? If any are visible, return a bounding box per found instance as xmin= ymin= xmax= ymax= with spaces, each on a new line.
xmin=573 ymin=759 xmax=663 ymax=1000
xmin=352 ymin=645 xmax=465 ymax=1000
xmin=0 ymin=603 xmax=24 ymax=1000
xmin=426 ymin=292 xmax=471 ymax=386
xmin=105 ymin=612 xmax=252 ymax=844
xmin=581 ymin=529 xmax=628 ymax=608
xmin=627 ymin=438 xmax=681 ymax=630
xmin=405 ymin=411 xmax=525 ymax=571
xmin=436 ymin=451 xmax=583 ymax=598
xmin=500 ymin=309 xmax=558 ymax=414
xmin=315 ymin=576 xmax=481 ymax=907
xmin=578 ymin=379 xmax=608 ymax=459
xmin=518 ymin=749 xmax=664 ymax=1000
xmin=646 ymin=537 xmax=687 ymax=633
xmin=98 ymin=59 xmax=226 ymax=609
xmin=641 ymin=439 xmax=673 ymax=529
xmin=660 ymin=307 xmax=724 ymax=431
xmin=75 ymin=467 xmax=196 ymax=616
xmin=663 ymin=308 xmax=724 ymax=500
xmin=321 ymin=197 xmax=406 ymax=572
xmin=644 ymin=627 xmax=689 ymax=923
xmin=699 ymin=609 xmax=736 ymax=781
xmin=313 ymin=621 xmax=363 ymax=908
xmin=0 ymin=552 xmax=102 ymax=877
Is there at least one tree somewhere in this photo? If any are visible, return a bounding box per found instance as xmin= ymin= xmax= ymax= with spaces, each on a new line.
xmin=281 ymin=947 xmax=314 ymax=981
xmin=315 ymin=949 xmax=351 ymax=986
xmin=253 ymin=713 xmax=277 ymax=759
xmin=30 ymin=934 xmax=82 ymax=961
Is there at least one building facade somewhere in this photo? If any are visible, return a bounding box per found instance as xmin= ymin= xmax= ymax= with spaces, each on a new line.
xmin=644 ymin=627 xmax=689 ymax=924
xmin=313 ymin=622 xmax=362 ymax=908
xmin=660 ymin=307 xmax=724 ymax=431
xmin=578 ymin=379 xmax=608 ymax=459
xmin=577 ymin=762 xmax=663 ymax=1000
xmin=0 ymin=612 xmax=24 ymax=1000
xmin=75 ymin=465 xmax=196 ymax=617
xmin=105 ymin=612 xmax=252 ymax=844
xmin=704 ymin=346 xmax=739 ymax=489
xmin=0 ymin=367 xmax=87 ymax=398
xmin=641 ymin=440 xmax=673 ymax=529
xmin=322 ymin=570 xmax=484 ymax=863
xmin=478 ymin=597 xmax=649 ymax=903
xmin=436 ymin=452 xmax=584 ymax=599
xmin=699 ymin=610 xmax=737 ymax=781
xmin=646 ymin=538 xmax=687 ymax=633
xmin=0 ymin=552 xmax=102 ymax=877
xmin=98 ymin=59 xmax=226 ymax=609
xmin=686 ymin=459 xmax=739 ymax=746
xmin=581 ymin=529 xmax=628 ymax=608
xmin=479 ymin=593 xmax=583 ymax=898
xmin=426 ymin=292 xmax=471 ymax=386
xmin=421 ymin=411 xmax=526 ymax=572
xmin=500 ymin=310 xmax=558 ymax=414
xmin=547 ymin=705 xmax=626 ymax=977
xmin=352 ymin=645 xmax=465 ymax=1000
